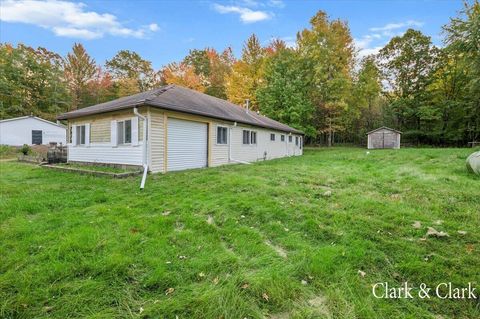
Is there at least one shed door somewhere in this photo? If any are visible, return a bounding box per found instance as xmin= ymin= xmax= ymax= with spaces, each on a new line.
xmin=383 ymin=133 xmax=396 ymax=148
xmin=167 ymin=118 xmax=208 ymax=172
xmin=32 ymin=130 xmax=42 ymax=145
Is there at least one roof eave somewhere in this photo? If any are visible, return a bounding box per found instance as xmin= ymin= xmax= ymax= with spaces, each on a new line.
xmin=57 ymin=101 xmax=303 ymax=134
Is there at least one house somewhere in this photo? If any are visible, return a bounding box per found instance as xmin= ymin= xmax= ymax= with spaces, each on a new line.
xmin=0 ymin=115 xmax=66 ymax=146
xmin=57 ymin=85 xmax=303 ymax=173
xmin=366 ymin=126 xmax=401 ymax=149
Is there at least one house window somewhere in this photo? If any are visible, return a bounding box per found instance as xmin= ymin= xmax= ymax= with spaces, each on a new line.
xmin=295 ymin=136 xmax=299 ymax=146
xmin=117 ymin=119 xmax=132 ymax=144
xmin=300 ymin=137 xmax=303 ymax=149
xmin=281 ymin=135 xmax=285 ymax=142
xmin=251 ymin=131 xmax=257 ymax=144
xmin=270 ymin=133 xmax=275 ymax=141
xmin=289 ymin=135 xmax=292 ymax=142
xmin=217 ymin=126 xmax=228 ymax=144
xmin=242 ymin=130 xmax=257 ymax=145
xmin=69 ymin=126 xmax=72 ymax=143
xmin=76 ymin=125 xmax=86 ymax=145
xmin=242 ymin=130 xmax=250 ymax=144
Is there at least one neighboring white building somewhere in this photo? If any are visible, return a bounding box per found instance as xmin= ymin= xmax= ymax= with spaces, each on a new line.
xmin=57 ymin=85 xmax=304 ymax=173
xmin=0 ymin=116 xmax=66 ymax=146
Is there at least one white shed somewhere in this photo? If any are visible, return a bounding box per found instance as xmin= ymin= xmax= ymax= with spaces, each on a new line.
xmin=367 ymin=127 xmax=401 ymax=149
xmin=0 ymin=116 xmax=66 ymax=146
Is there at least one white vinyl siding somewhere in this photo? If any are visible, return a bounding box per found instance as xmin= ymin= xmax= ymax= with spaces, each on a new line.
xmin=167 ymin=118 xmax=208 ymax=172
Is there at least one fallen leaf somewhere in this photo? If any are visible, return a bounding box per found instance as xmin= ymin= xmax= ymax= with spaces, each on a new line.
xmin=165 ymin=287 xmax=175 ymax=295
xmin=178 ymin=255 xmax=187 ymax=259
xmin=213 ymin=277 xmax=219 ymax=285
xmin=358 ymin=270 xmax=366 ymax=277
xmin=426 ymin=227 xmax=449 ymax=237
xmin=241 ymin=283 xmax=249 ymax=289
xmin=466 ymin=244 xmax=474 ymax=253
xmin=139 ymin=307 xmax=144 ymax=314
xmin=301 ymin=280 xmax=308 ymax=285
xmin=412 ymin=221 xmax=422 ymax=229
xmin=207 ymin=215 xmax=214 ymax=225
xmin=262 ymin=292 xmax=269 ymax=301
xmin=130 ymin=228 xmax=139 ymax=234
xmin=457 ymin=230 xmax=467 ymax=235
xmin=434 ymin=220 xmax=443 ymax=225
xmin=390 ymin=194 xmax=401 ymax=200
xmin=43 ymin=306 xmax=53 ymax=312
xmin=198 ymin=272 xmax=205 ymax=278
xmin=162 ymin=211 xmax=171 ymax=216
xmin=323 ymin=190 xmax=332 ymax=197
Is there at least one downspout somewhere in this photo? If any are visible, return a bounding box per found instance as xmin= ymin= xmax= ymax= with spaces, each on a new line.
xmin=134 ymin=107 xmax=148 ymax=189
xmin=229 ymin=122 xmax=250 ymax=165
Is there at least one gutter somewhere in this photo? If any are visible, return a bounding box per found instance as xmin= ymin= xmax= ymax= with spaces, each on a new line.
xmin=133 ymin=107 xmax=148 ymax=189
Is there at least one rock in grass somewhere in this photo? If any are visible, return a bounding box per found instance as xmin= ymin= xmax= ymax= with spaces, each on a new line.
xmin=412 ymin=221 xmax=422 ymax=229
xmin=466 ymin=151 xmax=480 ymax=175
xmin=426 ymin=227 xmax=449 ymax=237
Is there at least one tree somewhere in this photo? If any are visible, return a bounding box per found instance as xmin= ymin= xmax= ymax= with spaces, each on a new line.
xmin=106 ymin=50 xmax=160 ymax=94
xmin=442 ymin=0 xmax=480 ymax=143
xmin=297 ymin=11 xmax=355 ymax=146
xmin=0 ymin=44 xmax=69 ymax=119
xmin=64 ymin=43 xmax=96 ymax=110
xmin=226 ymin=34 xmax=265 ymax=109
xmin=162 ymin=62 xmax=206 ymax=92
xmin=257 ymin=47 xmax=315 ymax=138
xmin=377 ymin=29 xmax=439 ymax=143
xmin=352 ymin=57 xmax=383 ymax=133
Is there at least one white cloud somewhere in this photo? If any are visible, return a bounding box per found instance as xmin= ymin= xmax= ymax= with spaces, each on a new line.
xmin=355 ymin=20 xmax=424 ymax=60
xmin=148 ymin=23 xmax=160 ymax=32
xmin=369 ymin=20 xmax=424 ymax=32
xmin=268 ymin=0 xmax=285 ymax=8
xmin=213 ymin=4 xmax=271 ymax=23
xmin=0 ymin=0 xmax=160 ymax=39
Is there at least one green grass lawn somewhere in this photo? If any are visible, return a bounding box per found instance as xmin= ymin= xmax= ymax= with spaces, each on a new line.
xmin=0 ymin=148 xmax=479 ymax=318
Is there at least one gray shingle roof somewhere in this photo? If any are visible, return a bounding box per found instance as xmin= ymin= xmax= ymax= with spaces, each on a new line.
xmin=366 ymin=126 xmax=402 ymax=135
xmin=57 ymin=85 xmax=303 ymax=134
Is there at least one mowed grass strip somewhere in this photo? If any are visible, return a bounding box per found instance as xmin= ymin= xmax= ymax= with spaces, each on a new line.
xmin=0 ymin=148 xmax=479 ymax=318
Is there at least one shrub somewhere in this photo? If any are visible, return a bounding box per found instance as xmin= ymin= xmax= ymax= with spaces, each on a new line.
xmin=19 ymin=144 xmax=32 ymax=155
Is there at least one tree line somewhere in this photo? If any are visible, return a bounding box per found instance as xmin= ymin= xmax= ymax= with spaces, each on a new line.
xmin=0 ymin=1 xmax=478 ymax=146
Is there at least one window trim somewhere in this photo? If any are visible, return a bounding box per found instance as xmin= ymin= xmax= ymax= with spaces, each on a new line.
xmin=117 ymin=119 xmax=132 ymax=145
xmin=216 ymin=125 xmax=228 ymax=145
xmin=242 ymin=129 xmax=250 ymax=145
xmin=250 ymin=131 xmax=257 ymax=145
xmin=76 ymin=124 xmax=86 ymax=146
xmin=242 ymin=129 xmax=257 ymax=145
xmin=288 ymin=135 xmax=293 ymax=143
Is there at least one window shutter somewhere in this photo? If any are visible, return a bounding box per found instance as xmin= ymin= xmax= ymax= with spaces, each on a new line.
xmin=131 ymin=117 xmax=139 ymax=146
xmin=85 ymin=123 xmax=90 ymax=146
xmin=111 ymin=120 xmax=117 ymax=146
xmin=71 ymin=125 xmax=77 ymax=146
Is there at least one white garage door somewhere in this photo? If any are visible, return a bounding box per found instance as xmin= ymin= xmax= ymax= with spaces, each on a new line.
xmin=167 ymin=118 xmax=208 ymax=172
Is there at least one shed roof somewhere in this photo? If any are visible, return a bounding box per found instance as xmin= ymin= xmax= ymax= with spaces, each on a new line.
xmin=366 ymin=126 xmax=402 ymax=135
xmin=57 ymin=85 xmax=303 ymax=134
xmin=0 ymin=115 xmax=66 ymax=128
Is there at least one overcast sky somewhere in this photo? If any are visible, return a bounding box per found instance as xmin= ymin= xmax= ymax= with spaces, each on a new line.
xmin=0 ymin=0 xmax=463 ymax=69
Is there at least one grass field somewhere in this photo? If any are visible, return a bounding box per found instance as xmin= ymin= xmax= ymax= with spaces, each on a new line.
xmin=0 ymin=147 xmax=479 ymax=318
